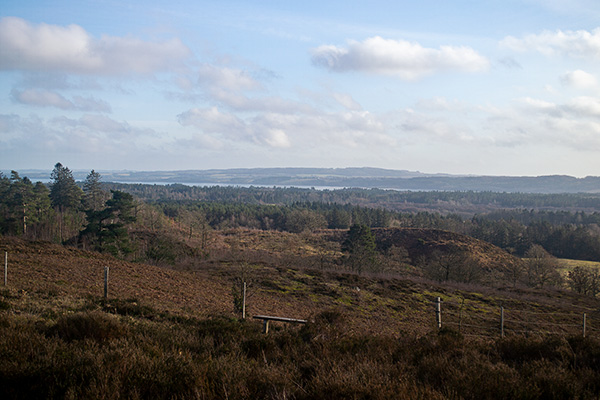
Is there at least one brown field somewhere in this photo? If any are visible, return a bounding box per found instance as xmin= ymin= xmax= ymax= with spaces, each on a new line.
xmin=1 ymin=231 xmax=600 ymax=399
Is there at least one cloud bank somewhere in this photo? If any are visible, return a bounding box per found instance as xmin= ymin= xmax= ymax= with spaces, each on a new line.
xmin=560 ymin=70 xmax=598 ymax=88
xmin=501 ymin=28 xmax=600 ymax=58
xmin=311 ymin=36 xmax=489 ymax=80
xmin=11 ymin=88 xmax=111 ymax=112
xmin=0 ymin=17 xmax=190 ymax=75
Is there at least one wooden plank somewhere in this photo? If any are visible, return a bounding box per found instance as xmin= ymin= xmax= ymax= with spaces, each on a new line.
xmin=253 ymin=315 xmax=307 ymax=324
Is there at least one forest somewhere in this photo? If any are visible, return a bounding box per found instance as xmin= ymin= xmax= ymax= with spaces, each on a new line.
xmin=2 ymin=164 xmax=600 ymax=264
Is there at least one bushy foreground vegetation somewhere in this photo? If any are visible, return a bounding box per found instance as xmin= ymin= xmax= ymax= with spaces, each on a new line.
xmin=1 ymin=301 xmax=600 ymax=400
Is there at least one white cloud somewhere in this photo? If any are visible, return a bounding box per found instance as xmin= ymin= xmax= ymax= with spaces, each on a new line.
xmin=311 ymin=36 xmax=489 ymax=80
xmin=177 ymin=104 xmax=394 ymax=150
xmin=0 ymin=17 xmax=190 ymax=75
xmin=565 ymin=96 xmax=600 ymax=118
xmin=498 ymin=96 xmax=600 ymax=151
xmin=497 ymin=56 xmax=522 ymax=69
xmin=70 ymin=96 xmax=112 ymax=112
xmin=263 ymin=129 xmax=291 ymax=148
xmin=178 ymin=107 xmax=246 ymax=137
xmin=400 ymin=111 xmax=475 ymax=143
xmin=332 ymin=93 xmax=362 ymax=111
xmin=11 ymin=88 xmax=111 ymax=112
xmin=209 ymin=89 xmax=316 ymax=114
xmin=560 ymin=70 xmax=598 ymax=88
xmin=519 ymin=96 xmax=600 ymax=119
xmin=0 ymin=113 xmax=160 ymax=158
xmin=501 ymin=28 xmax=600 ymax=58
xmin=197 ymin=64 xmax=261 ymax=91
xmin=519 ymin=97 xmax=560 ymax=113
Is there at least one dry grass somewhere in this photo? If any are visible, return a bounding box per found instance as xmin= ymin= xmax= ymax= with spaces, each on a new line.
xmin=1 ymin=233 xmax=600 ymax=399
xmin=558 ymin=258 xmax=600 ymax=275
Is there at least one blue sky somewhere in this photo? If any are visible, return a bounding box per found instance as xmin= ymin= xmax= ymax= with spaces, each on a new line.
xmin=1 ymin=0 xmax=600 ymax=177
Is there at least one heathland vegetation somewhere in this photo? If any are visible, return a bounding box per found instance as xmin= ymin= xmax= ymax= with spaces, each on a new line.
xmin=1 ymin=164 xmax=600 ymax=398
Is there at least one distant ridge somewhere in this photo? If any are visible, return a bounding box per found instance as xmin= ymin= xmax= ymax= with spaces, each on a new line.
xmin=5 ymin=167 xmax=600 ymax=194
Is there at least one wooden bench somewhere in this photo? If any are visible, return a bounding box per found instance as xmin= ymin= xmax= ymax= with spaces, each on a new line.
xmin=253 ymin=315 xmax=307 ymax=334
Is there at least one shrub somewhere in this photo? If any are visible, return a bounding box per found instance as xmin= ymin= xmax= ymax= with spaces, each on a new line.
xmin=48 ymin=311 xmax=127 ymax=343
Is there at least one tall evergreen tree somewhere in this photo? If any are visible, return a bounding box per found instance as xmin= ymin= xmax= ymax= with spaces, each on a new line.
xmin=342 ymin=224 xmax=378 ymax=274
xmin=50 ymin=163 xmax=83 ymax=242
xmin=82 ymin=170 xmax=108 ymax=211
xmin=0 ymin=173 xmax=9 ymax=233
xmin=3 ymin=171 xmax=35 ymax=235
xmin=80 ymin=190 xmax=136 ymax=257
xmin=49 ymin=163 xmax=82 ymax=211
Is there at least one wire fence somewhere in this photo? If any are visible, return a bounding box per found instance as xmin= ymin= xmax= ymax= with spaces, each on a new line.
xmin=432 ymin=297 xmax=600 ymax=338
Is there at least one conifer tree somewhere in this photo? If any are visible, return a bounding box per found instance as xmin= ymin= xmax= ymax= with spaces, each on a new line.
xmin=49 ymin=163 xmax=82 ymax=211
xmin=49 ymin=163 xmax=83 ymax=242
xmin=82 ymin=170 xmax=108 ymax=211
xmin=342 ymin=224 xmax=378 ymax=274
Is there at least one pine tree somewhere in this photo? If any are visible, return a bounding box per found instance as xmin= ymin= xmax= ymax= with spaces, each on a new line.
xmin=49 ymin=163 xmax=83 ymax=242
xmin=49 ymin=163 xmax=82 ymax=211
xmin=342 ymin=224 xmax=378 ymax=274
xmin=6 ymin=171 xmax=34 ymax=235
xmin=82 ymin=170 xmax=108 ymax=211
xmin=80 ymin=190 xmax=137 ymax=257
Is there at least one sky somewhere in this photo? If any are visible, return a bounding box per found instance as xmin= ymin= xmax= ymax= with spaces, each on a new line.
xmin=1 ymin=0 xmax=600 ymax=177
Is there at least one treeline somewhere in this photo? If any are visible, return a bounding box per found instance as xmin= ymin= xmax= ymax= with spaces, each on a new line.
xmin=155 ymin=200 xmax=391 ymax=232
xmin=2 ymin=167 xmax=600 ymax=262
xmin=0 ymin=165 xmax=136 ymax=257
xmin=151 ymin=199 xmax=600 ymax=261
xmin=107 ymin=183 xmax=600 ymax=211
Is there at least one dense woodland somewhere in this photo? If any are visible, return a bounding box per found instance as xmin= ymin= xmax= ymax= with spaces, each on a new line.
xmin=111 ymin=180 xmax=600 ymax=263
xmin=2 ymin=165 xmax=600 ymax=261
xmin=2 ymin=164 xmax=600 ymax=270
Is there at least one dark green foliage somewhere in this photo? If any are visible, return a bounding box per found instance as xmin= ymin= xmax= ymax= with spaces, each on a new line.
xmin=0 ymin=172 xmax=52 ymax=237
xmin=80 ymin=190 xmax=136 ymax=256
xmin=82 ymin=170 xmax=108 ymax=211
xmin=49 ymin=163 xmax=82 ymax=211
xmin=342 ymin=224 xmax=378 ymax=274
xmin=145 ymin=235 xmax=182 ymax=264
xmin=285 ymin=208 xmax=327 ymax=233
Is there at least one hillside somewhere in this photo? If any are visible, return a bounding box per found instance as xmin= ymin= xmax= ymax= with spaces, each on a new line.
xmin=2 ymin=231 xmax=598 ymax=336
xmin=2 ymin=233 xmax=600 ymax=399
xmin=12 ymin=167 xmax=600 ymax=193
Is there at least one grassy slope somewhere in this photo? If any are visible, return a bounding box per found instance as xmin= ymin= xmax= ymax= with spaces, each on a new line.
xmin=558 ymin=258 xmax=600 ymax=275
xmin=2 ymin=231 xmax=599 ymax=337
xmin=2 ymin=232 xmax=600 ymax=399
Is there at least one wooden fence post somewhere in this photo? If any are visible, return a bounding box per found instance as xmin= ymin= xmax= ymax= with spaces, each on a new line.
xmin=4 ymin=252 xmax=7 ymax=286
xmin=104 ymin=266 xmax=109 ymax=300
xmin=583 ymin=313 xmax=587 ymax=338
xmin=435 ymin=297 xmax=442 ymax=329
xmin=242 ymin=281 xmax=247 ymax=320
xmin=500 ymin=306 xmax=504 ymax=338
xmin=458 ymin=298 xmax=465 ymax=334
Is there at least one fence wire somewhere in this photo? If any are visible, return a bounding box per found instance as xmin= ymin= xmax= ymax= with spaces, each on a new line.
xmin=431 ymin=297 xmax=596 ymax=338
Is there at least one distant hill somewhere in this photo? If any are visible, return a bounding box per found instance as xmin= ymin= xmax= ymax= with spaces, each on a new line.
xmin=6 ymin=167 xmax=600 ymax=193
